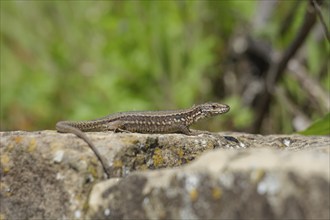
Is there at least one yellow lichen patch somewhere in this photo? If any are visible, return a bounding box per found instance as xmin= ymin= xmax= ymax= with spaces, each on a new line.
xmin=0 ymin=213 xmax=6 ymax=220
xmin=189 ymin=188 xmax=199 ymax=202
xmin=212 ymin=186 xmax=222 ymax=200
xmin=87 ymin=164 xmax=98 ymax=177
xmin=1 ymin=167 xmax=10 ymax=174
xmin=122 ymin=138 xmax=138 ymax=145
xmin=152 ymin=148 xmax=164 ymax=167
xmin=176 ymin=148 xmax=184 ymax=158
xmin=139 ymin=164 xmax=148 ymax=170
xmin=0 ymin=154 xmax=10 ymax=165
xmin=177 ymin=148 xmax=185 ymax=165
xmin=113 ymin=159 xmax=123 ymax=168
xmin=27 ymin=139 xmax=37 ymax=152
xmin=250 ymin=169 xmax=265 ymax=183
xmin=170 ymin=146 xmax=184 ymax=158
xmin=0 ymin=154 xmax=11 ymax=174
xmin=7 ymin=143 xmax=15 ymax=151
xmin=0 ymin=182 xmax=11 ymax=197
xmin=135 ymin=154 xmax=145 ymax=165
xmin=13 ymin=136 xmax=23 ymax=143
xmin=166 ymin=146 xmax=185 ymax=166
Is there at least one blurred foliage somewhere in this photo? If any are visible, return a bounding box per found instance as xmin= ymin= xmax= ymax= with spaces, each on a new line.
xmin=299 ymin=113 xmax=330 ymax=135
xmin=0 ymin=0 xmax=328 ymax=134
xmin=0 ymin=1 xmax=253 ymax=130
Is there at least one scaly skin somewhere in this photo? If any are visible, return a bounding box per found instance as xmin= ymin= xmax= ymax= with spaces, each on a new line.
xmin=56 ymin=102 xmax=230 ymax=178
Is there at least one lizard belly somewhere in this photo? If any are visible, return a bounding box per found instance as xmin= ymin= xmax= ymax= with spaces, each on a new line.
xmin=122 ymin=119 xmax=185 ymax=134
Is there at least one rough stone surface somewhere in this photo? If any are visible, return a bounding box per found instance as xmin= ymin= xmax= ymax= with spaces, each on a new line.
xmin=0 ymin=131 xmax=329 ymax=219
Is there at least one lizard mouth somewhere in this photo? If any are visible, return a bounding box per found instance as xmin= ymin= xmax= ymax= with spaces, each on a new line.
xmin=219 ymin=105 xmax=230 ymax=113
xmin=211 ymin=104 xmax=230 ymax=115
xmin=203 ymin=104 xmax=230 ymax=117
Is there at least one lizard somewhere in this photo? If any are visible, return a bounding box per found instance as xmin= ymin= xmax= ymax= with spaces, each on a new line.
xmin=56 ymin=102 xmax=230 ymax=178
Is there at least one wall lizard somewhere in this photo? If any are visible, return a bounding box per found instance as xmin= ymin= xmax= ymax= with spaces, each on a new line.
xmin=56 ymin=102 xmax=230 ymax=178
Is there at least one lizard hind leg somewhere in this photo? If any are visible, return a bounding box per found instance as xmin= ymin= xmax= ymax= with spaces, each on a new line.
xmin=178 ymin=125 xmax=192 ymax=135
xmin=102 ymin=120 xmax=126 ymax=132
xmin=107 ymin=121 xmax=132 ymax=133
xmin=114 ymin=128 xmax=131 ymax=133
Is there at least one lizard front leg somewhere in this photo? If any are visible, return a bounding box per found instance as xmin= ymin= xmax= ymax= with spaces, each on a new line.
xmin=177 ymin=125 xmax=192 ymax=135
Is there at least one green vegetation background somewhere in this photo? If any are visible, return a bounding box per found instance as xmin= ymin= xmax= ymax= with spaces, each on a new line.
xmin=1 ymin=1 xmax=329 ymax=134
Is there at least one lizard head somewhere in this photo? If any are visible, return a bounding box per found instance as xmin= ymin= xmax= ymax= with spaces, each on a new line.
xmin=198 ymin=102 xmax=230 ymax=117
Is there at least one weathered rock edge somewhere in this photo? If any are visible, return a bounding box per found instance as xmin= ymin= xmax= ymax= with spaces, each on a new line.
xmin=0 ymin=131 xmax=329 ymax=219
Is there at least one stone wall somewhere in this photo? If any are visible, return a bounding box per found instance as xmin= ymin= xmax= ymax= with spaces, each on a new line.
xmin=1 ymin=131 xmax=329 ymax=219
